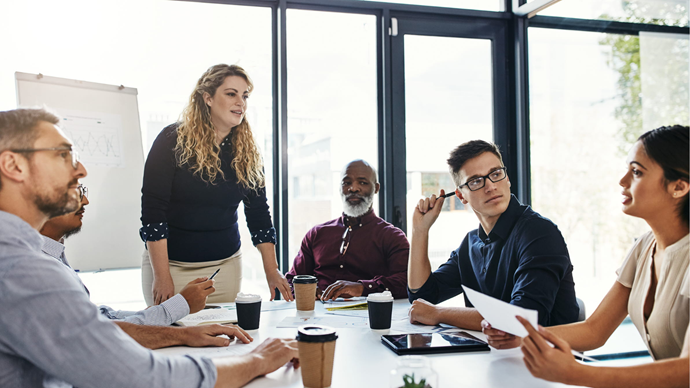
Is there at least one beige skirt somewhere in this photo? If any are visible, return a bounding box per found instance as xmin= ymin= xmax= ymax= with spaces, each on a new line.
xmin=141 ymin=249 xmax=242 ymax=306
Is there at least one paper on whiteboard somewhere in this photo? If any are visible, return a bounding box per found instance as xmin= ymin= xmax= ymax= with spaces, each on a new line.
xmin=59 ymin=109 xmax=125 ymax=168
xmin=462 ymin=285 xmax=537 ymax=337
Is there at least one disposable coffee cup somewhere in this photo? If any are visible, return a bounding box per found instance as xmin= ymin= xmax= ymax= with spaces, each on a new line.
xmin=296 ymin=325 xmax=338 ymax=388
xmin=293 ymin=275 xmax=318 ymax=311
xmin=367 ymin=291 xmax=394 ymax=329
xmin=235 ymin=292 xmax=261 ymax=330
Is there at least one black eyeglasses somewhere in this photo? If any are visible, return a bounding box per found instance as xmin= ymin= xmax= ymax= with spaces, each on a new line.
xmin=77 ymin=184 xmax=88 ymax=200
xmin=11 ymin=147 xmax=80 ymax=169
xmin=340 ymin=226 xmax=352 ymax=255
xmin=458 ymin=167 xmax=508 ymax=192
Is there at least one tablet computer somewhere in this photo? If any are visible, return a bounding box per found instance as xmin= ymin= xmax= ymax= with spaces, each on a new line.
xmin=381 ymin=331 xmax=490 ymax=355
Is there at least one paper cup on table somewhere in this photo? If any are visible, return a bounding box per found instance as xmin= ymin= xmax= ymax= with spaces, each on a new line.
xmin=235 ymin=292 xmax=261 ymax=330
xmin=293 ymin=275 xmax=318 ymax=311
xmin=367 ymin=291 xmax=394 ymax=329
xmin=296 ymin=325 xmax=338 ymax=388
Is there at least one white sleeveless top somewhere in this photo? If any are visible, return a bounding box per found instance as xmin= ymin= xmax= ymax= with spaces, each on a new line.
xmin=616 ymin=231 xmax=689 ymax=360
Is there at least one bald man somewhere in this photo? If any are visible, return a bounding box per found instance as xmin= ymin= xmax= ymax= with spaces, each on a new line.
xmin=286 ymin=159 xmax=409 ymax=300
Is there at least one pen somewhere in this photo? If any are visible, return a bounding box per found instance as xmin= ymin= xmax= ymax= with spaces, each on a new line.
xmin=438 ymin=191 xmax=455 ymax=198
xmin=209 ymin=268 xmax=220 ymax=280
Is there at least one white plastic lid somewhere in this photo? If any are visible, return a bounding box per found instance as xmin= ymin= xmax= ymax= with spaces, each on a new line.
xmin=235 ymin=292 xmax=262 ymax=303
xmin=367 ymin=291 xmax=393 ymax=302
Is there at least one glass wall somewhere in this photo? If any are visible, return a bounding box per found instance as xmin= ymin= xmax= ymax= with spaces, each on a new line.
xmin=528 ymin=27 xmax=688 ymax=313
xmin=404 ymin=35 xmax=493 ymax=270
xmin=286 ymin=10 xmax=378 ymax=269
xmin=355 ymin=0 xmax=502 ymax=12
xmin=541 ymin=0 xmax=688 ymax=27
xmin=0 ymin=0 xmax=274 ymax=304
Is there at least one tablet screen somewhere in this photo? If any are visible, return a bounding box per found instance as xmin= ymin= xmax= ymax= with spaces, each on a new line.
xmin=382 ymin=331 xmax=489 ymax=355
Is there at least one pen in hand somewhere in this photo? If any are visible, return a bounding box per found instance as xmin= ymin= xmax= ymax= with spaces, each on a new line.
xmin=438 ymin=191 xmax=455 ymax=198
xmin=209 ymin=268 xmax=220 ymax=280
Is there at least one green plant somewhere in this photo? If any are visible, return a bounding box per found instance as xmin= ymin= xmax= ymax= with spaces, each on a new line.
xmin=400 ymin=373 xmax=431 ymax=388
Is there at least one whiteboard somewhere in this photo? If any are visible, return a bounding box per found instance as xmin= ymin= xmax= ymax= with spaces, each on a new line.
xmin=16 ymin=72 xmax=144 ymax=271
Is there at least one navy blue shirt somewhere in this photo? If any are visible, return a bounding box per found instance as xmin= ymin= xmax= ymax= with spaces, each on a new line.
xmin=140 ymin=124 xmax=275 ymax=263
xmin=409 ymin=195 xmax=579 ymax=326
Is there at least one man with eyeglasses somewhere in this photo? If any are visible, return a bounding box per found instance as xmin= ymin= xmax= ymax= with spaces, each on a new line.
xmin=0 ymin=108 xmax=298 ymax=388
xmin=39 ymin=184 xmax=249 ymax=350
xmin=407 ymin=140 xmax=579 ymax=331
xmin=286 ymin=159 xmax=409 ymax=300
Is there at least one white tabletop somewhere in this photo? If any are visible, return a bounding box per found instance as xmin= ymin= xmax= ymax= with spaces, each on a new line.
xmin=154 ymin=299 xmax=650 ymax=388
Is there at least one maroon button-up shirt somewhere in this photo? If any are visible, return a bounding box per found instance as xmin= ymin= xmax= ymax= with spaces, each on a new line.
xmin=286 ymin=210 xmax=410 ymax=299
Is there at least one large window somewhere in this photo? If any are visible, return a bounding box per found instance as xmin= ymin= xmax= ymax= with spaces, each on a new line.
xmin=286 ymin=10 xmax=378 ymax=269
xmin=355 ymin=0 xmax=502 ymax=12
xmin=0 ymin=0 xmax=274 ymax=305
xmin=541 ymin=0 xmax=688 ymax=27
xmin=529 ymin=27 xmax=688 ymax=313
xmin=404 ymin=35 xmax=493 ymax=270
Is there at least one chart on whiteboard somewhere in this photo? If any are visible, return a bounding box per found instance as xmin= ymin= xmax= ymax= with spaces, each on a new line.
xmin=59 ymin=109 xmax=125 ymax=168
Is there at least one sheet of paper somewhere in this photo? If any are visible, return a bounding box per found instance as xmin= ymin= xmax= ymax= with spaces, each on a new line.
xmin=177 ymin=308 xmax=237 ymax=326
xmin=205 ymin=301 xmax=295 ymax=312
xmin=389 ymin=319 xmax=441 ymax=334
xmin=326 ymin=308 xmax=408 ymax=321
xmin=276 ymin=315 xmax=369 ymax=328
xmin=261 ymin=301 xmax=296 ymax=311
xmin=322 ymin=297 xmax=368 ymax=310
xmin=462 ymin=285 xmax=537 ymax=337
xmin=154 ymin=339 xmax=259 ymax=359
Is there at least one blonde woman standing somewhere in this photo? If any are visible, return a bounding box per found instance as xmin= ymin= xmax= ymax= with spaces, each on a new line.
xmin=140 ymin=64 xmax=293 ymax=305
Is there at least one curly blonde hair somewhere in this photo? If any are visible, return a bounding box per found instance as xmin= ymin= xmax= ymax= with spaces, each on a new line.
xmin=175 ymin=64 xmax=265 ymax=191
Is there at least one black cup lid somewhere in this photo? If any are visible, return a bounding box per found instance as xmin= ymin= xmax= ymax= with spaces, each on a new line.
xmin=296 ymin=325 xmax=338 ymax=343
xmin=292 ymin=275 xmax=317 ymax=284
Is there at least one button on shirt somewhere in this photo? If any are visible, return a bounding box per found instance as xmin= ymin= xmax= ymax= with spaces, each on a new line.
xmin=409 ymin=195 xmax=579 ymax=326
xmin=41 ymin=236 xmax=190 ymax=326
xmin=286 ymin=210 xmax=409 ymax=298
xmin=0 ymin=211 xmax=216 ymax=388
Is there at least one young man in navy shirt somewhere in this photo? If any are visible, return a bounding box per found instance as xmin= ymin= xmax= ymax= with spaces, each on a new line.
xmin=408 ymin=140 xmax=579 ymax=330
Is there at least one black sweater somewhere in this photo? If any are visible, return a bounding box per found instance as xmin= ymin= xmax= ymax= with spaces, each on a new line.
xmin=140 ymin=124 xmax=275 ymax=263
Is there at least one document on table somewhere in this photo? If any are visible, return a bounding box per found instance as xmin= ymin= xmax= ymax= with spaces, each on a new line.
xmin=462 ymin=285 xmax=537 ymax=337
xmin=154 ymin=339 xmax=259 ymax=359
xmin=323 ymin=297 xmax=368 ymax=310
xmin=277 ymin=315 xmax=369 ymax=328
xmin=389 ymin=319 xmax=441 ymax=334
xmin=326 ymin=308 xmax=408 ymax=321
xmin=176 ymin=308 xmax=237 ymax=326
xmin=204 ymin=301 xmax=295 ymax=312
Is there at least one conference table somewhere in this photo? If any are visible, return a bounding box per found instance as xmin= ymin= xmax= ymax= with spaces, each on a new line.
xmin=154 ymin=299 xmax=650 ymax=388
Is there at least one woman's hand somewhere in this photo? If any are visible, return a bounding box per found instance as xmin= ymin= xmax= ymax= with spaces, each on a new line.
xmin=152 ymin=272 xmax=175 ymax=305
xmin=517 ymin=316 xmax=583 ymax=385
xmin=266 ymin=268 xmax=293 ymax=302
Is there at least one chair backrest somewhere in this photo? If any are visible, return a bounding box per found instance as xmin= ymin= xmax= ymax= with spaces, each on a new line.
xmin=576 ymin=298 xmax=586 ymax=322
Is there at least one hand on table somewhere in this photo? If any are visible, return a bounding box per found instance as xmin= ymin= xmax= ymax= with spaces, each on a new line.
xmin=481 ymin=319 xmax=521 ymax=349
xmin=152 ymin=273 xmax=175 ymax=305
xmin=249 ymin=338 xmax=300 ymax=375
xmin=182 ymin=324 xmax=253 ymax=347
xmin=266 ymin=269 xmax=294 ymax=302
xmin=517 ymin=315 xmax=581 ymax=384
xmin=412 ymin=190 xmax=446 ymax=232
xmin=408 ymin=299 xmax=441 ymax=326
xmin=320 ymin=280 xmax=364 ymax=301
xmin=179 ymin=277 xmax=216 ymax=313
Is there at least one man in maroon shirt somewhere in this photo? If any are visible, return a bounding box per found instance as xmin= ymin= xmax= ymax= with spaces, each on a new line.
xmin=286 ymin=160 xmax=409 ymax=300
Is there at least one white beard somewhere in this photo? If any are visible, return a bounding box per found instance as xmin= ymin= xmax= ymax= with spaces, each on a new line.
xmin=342 ymin=192 xmax=374 ymax=217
